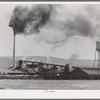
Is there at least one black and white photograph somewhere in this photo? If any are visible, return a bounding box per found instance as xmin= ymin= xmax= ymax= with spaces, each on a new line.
xmin=1 ymin=2 xmax=100 ymax=90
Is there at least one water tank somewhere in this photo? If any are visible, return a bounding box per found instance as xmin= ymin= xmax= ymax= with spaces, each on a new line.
xmin=96 ymin=41 xmax=100 ymax=52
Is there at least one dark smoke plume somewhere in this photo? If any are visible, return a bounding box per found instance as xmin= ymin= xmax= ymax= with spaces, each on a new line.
xmin=9 ymin=4 xmax=52 ymax=34
xmin=9 ymin=4 xmax=100 ymax=47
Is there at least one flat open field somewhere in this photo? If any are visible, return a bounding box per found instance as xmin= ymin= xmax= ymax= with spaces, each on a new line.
xmin=0 ymin=80 xmax=100 ymax=90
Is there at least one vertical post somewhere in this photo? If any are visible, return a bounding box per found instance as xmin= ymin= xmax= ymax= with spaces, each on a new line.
xmin=93 ymin=48 xmax=97 ymax=68
xmin=97 ymin=64 xmax=99 ymax=79
xmin=98 ymin=52 xmax=100 ymax=68
xmin=13 ymin=29 xmax=16 ymax=68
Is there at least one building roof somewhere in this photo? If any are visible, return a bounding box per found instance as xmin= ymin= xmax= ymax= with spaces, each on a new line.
xmin=0 ymin=69 xmax=27 ymax=74
xmin=73 ymin=67 xmax=100 ymax=75
xmin=51 ymin=66 xmax=57 ymax=69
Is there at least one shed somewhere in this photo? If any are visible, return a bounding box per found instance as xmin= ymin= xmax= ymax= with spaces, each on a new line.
xmin=68 ymin=67 xmax=100 ymax=79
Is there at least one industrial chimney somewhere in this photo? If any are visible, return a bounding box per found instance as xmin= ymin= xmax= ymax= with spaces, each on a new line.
xmin=9 ymin=25 xmax=16 ymax=68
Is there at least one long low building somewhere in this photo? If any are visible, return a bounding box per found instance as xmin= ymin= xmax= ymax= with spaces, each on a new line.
xmin=67 ymin=67 xmax=100 ymax=79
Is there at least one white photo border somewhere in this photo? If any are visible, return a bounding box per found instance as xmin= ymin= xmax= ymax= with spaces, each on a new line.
xmin=0 ymin=1 xmax=100 ymax=99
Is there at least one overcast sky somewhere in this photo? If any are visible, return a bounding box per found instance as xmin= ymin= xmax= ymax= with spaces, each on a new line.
xmin=0 ymin=3 xmax=99 ymax=60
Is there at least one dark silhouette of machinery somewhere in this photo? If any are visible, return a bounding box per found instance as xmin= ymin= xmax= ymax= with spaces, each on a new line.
xmin=14 ymin=60 xmax=70 ymax=79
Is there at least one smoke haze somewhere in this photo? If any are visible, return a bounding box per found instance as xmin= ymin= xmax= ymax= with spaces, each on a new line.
xmin=9 ymin=4 xmax=100 ymax=47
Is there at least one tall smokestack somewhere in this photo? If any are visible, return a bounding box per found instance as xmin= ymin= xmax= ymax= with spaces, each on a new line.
xmin=9 ymin=4 xmax=52 ymax=67
xmin=13 ymin=29 xmax=16 ymax=68
xmin=9 ymin=26 xmax=16 ymax=68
